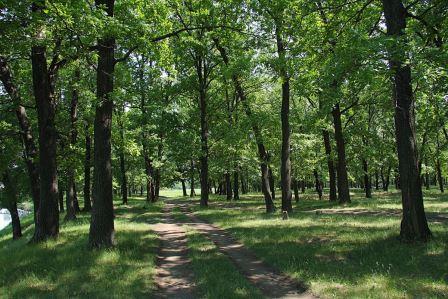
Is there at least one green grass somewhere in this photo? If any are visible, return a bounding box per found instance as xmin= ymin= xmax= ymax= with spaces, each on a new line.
xmin=171 ymin=208 xmax=264 ymax=299
xmin=0 ymin=197 xmax=162 ymax=298
xmin=186 ymin=188 xmax=448 ymax=299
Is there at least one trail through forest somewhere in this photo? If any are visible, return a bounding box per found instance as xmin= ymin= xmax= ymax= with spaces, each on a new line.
xmin=155 ymin=199 xmax=315 ymax=298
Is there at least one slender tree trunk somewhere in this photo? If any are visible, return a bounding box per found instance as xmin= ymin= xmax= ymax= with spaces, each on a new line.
xmin=382 ymin=0 xmax=431 ymax=242
xmin=225 ymin=172 xmax=232 ymax=201
xmin=58 ymin=184 xmax=64 ymax=212
xmin=323 ymin=130 xmax=337 ymax=201
xmin=30 ymin=9 xmax=59 ymax=241
xmin=65 ymin=178 xmax=76 ymax=220
xmin=0 ymin=57 xmax=40 ymax=226
xmin=268 ymin=167 xmax=276 ymax=200
xmin=83 ymin=123 xmax=92 ymax=211
xmin=89 ymin=0 xmax=116 ymax=248
xmin=118 ymin=118 xmax=128 ymax=204
xmin=332 ymin=103 xmax=351 ymax=204
xmin=293 ymin=179 xmax=299 ymax=202
xmin=363 ymin=159 xmax=372 ymax=198
xmin=2 ymin=170 xmax=22 ymax=240
xmin=313 ymin=169 xmax=323 ymax=200
xmin=197 ymin=59 xmax=209 ymax=207
xmin=233 ymin=168 xmax=240 ymax=200
xmin=275 ymin=23 xmax=293 ymax=213
xmin=190 ymin=160 xmax=196 ymax=197
xmin=181 ymin=179 xmax=187 ymax=196
xmin=213 ymin=38 xmax=274 ymax=212
xmin=436 ymin=159 xmax=444 ymax=193
xmin=375 ymin=171 xmax=379 ymax=190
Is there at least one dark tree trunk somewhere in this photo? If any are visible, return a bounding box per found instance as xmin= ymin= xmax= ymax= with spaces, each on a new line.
xmin=323 ymin=130 xmax=337 ymax=201
xmin=214 ymin=38 xmax=274 ymax=212
xmin=83 ymin=123 xmax=92 ymax=211
xmin=89 ymin=0 xmax=116 ymax=248
xmin=363 ymin=159 xmax=372 ymax=198
xmin=225 ymin=172 xmax=232 ymax=201
xmin=190 ymin=160 xmax=196 ymax=197
xmin=293 ymin=179 xmax=299 ymax=202
xmin=66 ymin=74 xmax=80 ymax=220
xmin=275 ymin=24 xmax=293 ymax=213
xmin=313 ymin=169 xmax=323 ymax=200
xmin=233 ymin=168 xmax=240 ymax=200
xmin=154 ymin=168 xmax=160 ymax=200
xmin=197 ymin=60 xmax=209 ymax=207
xmin=0 ymin=57 xmax=40 ymax=226
xmin=382 ymin=0 xmax=431 ymax=242
xmin=2 ymin=170 xmax=23 ymax=240
xmin=375 ymin=171 xmax=379 ymax=190
xmin=332 ymin=103 xmax=351 ymax=204
xmin=241 ymin=174 xmax=247 ymax=194
xmin=436 ymin=159 xmax=444 ymax=193
xmin=181 ymin=179 xmax=187 ymax=196
xmin=30 ymin=9 xmax=60 ymax=241
xmin=73 ymin=184 xmax=80 ymax=212
xmin=301 ymin=180 xmax=306 ymax=193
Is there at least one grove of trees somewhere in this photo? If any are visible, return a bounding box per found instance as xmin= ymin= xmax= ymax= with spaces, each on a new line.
xmin=1 ymin=0 xmax=447 ymax=246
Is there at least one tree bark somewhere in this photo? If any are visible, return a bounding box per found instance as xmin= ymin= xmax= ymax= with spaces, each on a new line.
xmin=181 ymin=179 xmax=187 ymax=196
xmin=268 ymin=167 xmax=276 ymax=201
xmin=313 ymin=169 xmax=323 ymax=200
xmin=332 ymin=103 xmax=351 ymax=204
xmin=58 ymin=183 xmax=64 ymax=212
xmin=30 ymin=5 xmax=60 ymax=241
xmin=190 ymin=160 xmax=196 ymax=197
xmin=83 ymin=123 xmax=92 ymax=211
xmin=225 ymin=172 xmax=232 ymax=201
xmin=233 ymin=168 xmax=240 ymax=200
xmin=89 ymin=0 xmax=115 ymax=248
xmin=436 ymin=159 xmax=444 ymax=193
xmin=382 ymin=0 xmax=431 ymax=242
xmin=275 ymin=23 xmax=293 ymax=213
xmin=0 ymin=57 xmax=40 ymax=226
xmin=293 ymin=179 xmax=299 ymax=202
xmin=2 ymin=170 xmax=22 ymax=240
xmin=363 ymin=159 xmax=372 ymax=198
xmin=323 ymin=130 xmax=337 ymax=201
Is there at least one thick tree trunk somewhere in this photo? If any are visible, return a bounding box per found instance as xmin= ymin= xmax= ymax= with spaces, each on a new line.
xmin=89 ymin=0 xmax=115 ymax=248
xmin=436 ymin=159 xmax=444 ymax=193
xmin=332 ymin=103 xmax=351 ymax=204
xmin=213 ymin=38 xmax=274 ymax=212
xmin=275 ymin=24 xmax=293 ymax=213
xmin=31 ymin=20 xmax=59 ymax=241
xmin=83 ymin=124 xmax=92 ymax=211
xmin=382 ymin=0 xmax=431 ymax=242
xmin=323 ymin=130 xmax=337 ymax=201
xmin=363 ymin=159 xmax=372 ymax=198
xmin=0 ymin=57 xmax=40 ymax=226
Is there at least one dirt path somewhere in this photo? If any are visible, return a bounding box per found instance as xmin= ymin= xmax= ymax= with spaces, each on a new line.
xmin=152 ymin=206 xmax=196 ymax=299
xmin=167 ymin=200 xmax=316 ymax=299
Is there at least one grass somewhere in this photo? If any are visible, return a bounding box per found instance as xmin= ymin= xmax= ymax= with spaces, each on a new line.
xmin=171 ymin=207 xmax=264 ymax=299
xmin=0 ymin=197 xmax=162 ymax=298
xmin=184 ymin=188 xmax=448 ymax=299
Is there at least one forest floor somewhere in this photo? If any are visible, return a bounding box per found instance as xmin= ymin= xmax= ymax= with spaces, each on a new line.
xmin=0 ymin=188 xmax=447 ymax=298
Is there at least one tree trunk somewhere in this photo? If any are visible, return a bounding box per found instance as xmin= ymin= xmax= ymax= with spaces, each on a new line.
xmin=225 ymin=172 xmax=232 ymax=201
xmin=58 ymin=184 xmax=64 ymax=212
xmin=436 ymin=159 xmax=444 ymax=193
xmin=30 ymin=9 xmax=59 ymax=241
xmin=332 ymin=103 xmax=351 ymax=204
xmin=213 ymin=38 xmax=274 ymax=212
xmin=268 ymin=167 xmax=276 ymax=200
xmin=293 ymin=179 xmax=299 ymax=202
xmin=181 ymin=179 xmax=187 ymax=196
xmin=190 ymin=160 xmax=196 ymax=197
xmin=363 ymin=159 xmax=372 ymax=198
xmin=197 ymin=60 xmax=209 ymax=207
xmin=0 ymin=57 xmax=40 ymax=226
xmin=118 ymin=117 xmax=128 ymax=205
xmin=65 ymin=177 xmax=76 ymax=221
xmin=275 ymin=23 xmax=293 ymax=213
xmin=323 ymin=130 xmax=337 ymax=201
xmin=89 ymin=0 xmax=116 ymax=248
xmin=382 ymin=0 xmax=431 ymax=242
xmin=313 ymin=169 xmax=323 ymax=200
xmin=83 ymin=123 xmax=92 ymax=211
xmin=2 ymin=170 xmax=23 ymax=240
xmin=233 ymin=168 xmax=240 ymax=200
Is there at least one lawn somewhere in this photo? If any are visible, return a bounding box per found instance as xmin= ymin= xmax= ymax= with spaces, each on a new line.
xmin=0 ymin=197 xmax=162 ymax=298
xmin=186 ymin=188 xmax=448 ymax=298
